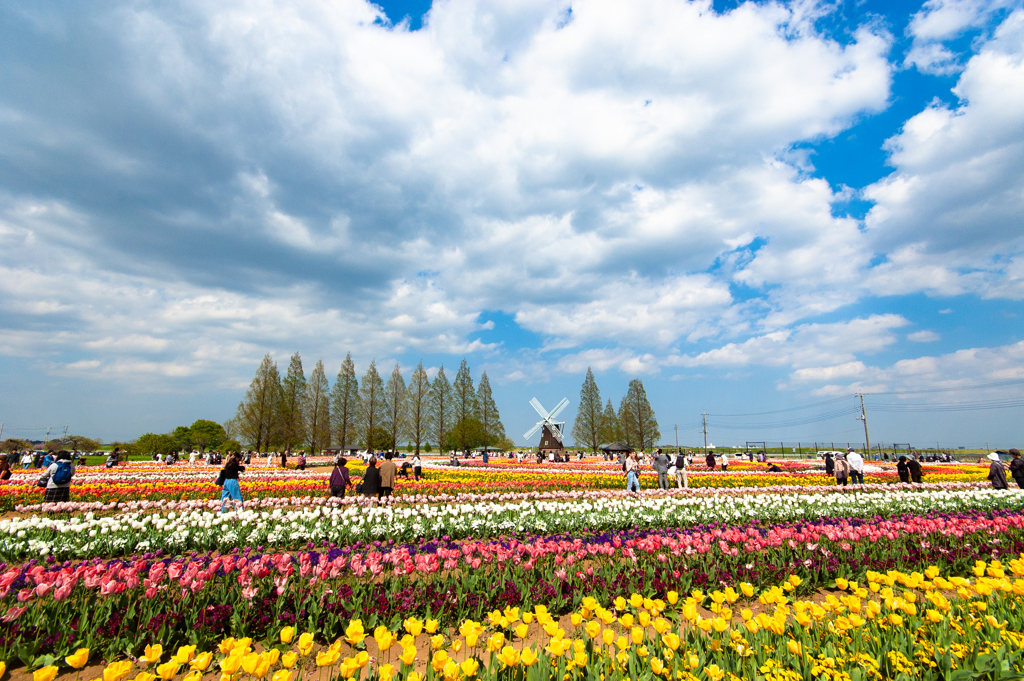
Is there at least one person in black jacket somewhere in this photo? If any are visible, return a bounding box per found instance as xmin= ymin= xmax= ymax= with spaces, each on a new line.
xmin=824 ymin=452 xmax=834 ymax=476
xmin=361 ymin=457 xmax=381 ymax=498
xmin=907 ymin=457 xmax=923 ymax=484
xmin=220 ymin=453 xmax=246 ymax=513
xmin=896 ymin=456 xmax=911 ymax=483
xmin=1008 ymin=449 xmax=1024 ymax=489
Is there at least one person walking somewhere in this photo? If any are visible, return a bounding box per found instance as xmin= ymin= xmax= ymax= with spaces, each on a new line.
xmin=219 ymin=453 xmax=246 ymax=514
xmin=705 ymin=452 xmax=716 ymax=470
xmin=652 ymin=449 xmax=670 ymax=490
xmin=411 ymin=453 xmax=423 ymax=481
xmin=846 ymin=449 xmax=864 ymax=485
xmin=280 ymin=450 xmax=288 ymax=468
xmin=907 ymin=456 xmax=923 ymax=484
xmin=361 ymin=457 xmax=381 ymax=498
xmin=824 ymin=452 xmax=835 ymax=476
xmin=378 ymin=452 xmax=397 ymax=499
xmin=624 ymin=452 xmax=641 ymax=493
xmin=896 ymin=456 xmax=911 ymax=483
xmin=41 ymin=451 xmax=76 ymax=504
xmin=988 ymin=452 xmax=1008 ymax=489
xmin=329 ymin=456 xmax=352 ymax=498
xmin=834 ymin=453 xmax=850 ymax=487
xmin=673 ymin=450 xmax=687 ymax=489
xmin=1008 ymin=449 xmax=1024 ymax=490
xmin=720 ymin=452 xmax=730 ymax=472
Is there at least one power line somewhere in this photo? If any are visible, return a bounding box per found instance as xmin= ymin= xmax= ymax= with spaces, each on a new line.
xmin=707 ymin=394 xmax=852 ymax=417
xmin=867 ymin=377 xmax=1024 ymax=396
xmin=869 ymin=397 xmax=1024 ymax=412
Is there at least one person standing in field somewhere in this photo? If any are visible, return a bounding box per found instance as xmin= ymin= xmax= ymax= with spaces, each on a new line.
xmin=824 ymin=452 xmax=835 ymax=475
xmin=846 ymin=449 xmax=864 ymax=485
xmin=720 ymin=452 xmax=730 ymax=471
xmin=411 ymin=452 xmax=423 ymax=481
xmin=219 ymin=453 xmax=246 ymax=514
xmin=625 ymin=452 xmax=641 ymax=494
xmin=652 ymin=449 xmax=670 ymax=490
xmin=907 ymin=456 xmax=923 ymax=484
xmin=361 ymin=456 xmax=381 ymax=498
xmin=834 ymin=453 xmax=850 ymax=487
xmin=0 ymin=454 xmax=11 ymax=480
xmin=329 ymin=456 xmax=352 ymax=498
xmin=988 ymin=452 xmax=1009 ymax=489
xmin=41 ymin=451 xmax=75 ymax=503
xmin=897 ymin=456 xmax=911 ymax=483
xmin=673 ymin=450 xmax=687 ymax=489
xmin=378 ymin=452 xmax=397 ymax=499
xmin=705 ymin=452 xmax=716 ymax=470
xmin=1009 ymin=449 xmax=1024 ymax=490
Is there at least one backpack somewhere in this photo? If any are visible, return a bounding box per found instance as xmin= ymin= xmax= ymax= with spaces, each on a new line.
xmin=52 ymin=461 xmax=73 ymax=485
xmin=621 ymin=459 xmax=627 ymax=472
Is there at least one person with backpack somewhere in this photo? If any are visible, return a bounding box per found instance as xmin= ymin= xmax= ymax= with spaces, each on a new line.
xmin=673 ymin=451 xmax=688 ymax=489
xmin=833 ymin=453 xmax=850 ymax=487
xmin=41 ymin=451 xmax=75 ymax=503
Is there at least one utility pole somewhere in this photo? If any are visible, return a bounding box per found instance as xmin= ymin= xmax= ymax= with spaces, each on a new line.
xmin=62 ymin=425 xmax=69 ymax=449
xmin=44 ymin=426 xmax=51 ymax=446
xmin=701 ymin=412 xmax=709 ymax=457
xmin=674 ymin=424 xmax=679 ymax=455
xmin=0 ymin=422 xmax=4 ymax=440
xmin=857 ymin=393 xmax=871 ymax=455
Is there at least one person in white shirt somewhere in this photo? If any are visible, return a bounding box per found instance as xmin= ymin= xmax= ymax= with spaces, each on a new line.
xmin=846 ymin=449 xmax=865 ymax=485
xmin=720 ymin=453 xmax=729 ymax=471
xmin=189 ymin=451 xmax=199 ymax=465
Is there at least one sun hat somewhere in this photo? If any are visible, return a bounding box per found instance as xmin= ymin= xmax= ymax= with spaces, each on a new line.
xmin=987 ymin=452 xmax=1001 ymax=461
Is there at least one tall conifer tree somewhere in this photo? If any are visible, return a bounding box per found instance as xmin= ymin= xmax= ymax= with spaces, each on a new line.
xmin=358 ymin=360 xmax=386 ymax=451
xmin=330 ymin=353 xmax=360 ymax=449
xmin=406 ymin=362 xmax=431 ymax=454
xmin=599 ymin=398 xmax=621 ymax=444
xmin=430 ymin=365 xmax=453 ymax=453
xmin=477 ymin=371 xmax=505 ymax=450
xmin=571 ymin=367 xmax=603 ymax=453
xmin=304 ymin=359 xmax=331 ymax=453
xmin=278 ymin=352 xmax=307 ymax=451
xmin=383 ymin=363 xmax=408 ymax=451
xmin=234 ymin=354 xmax=281 ymax=452
xmin=451 ymin=359 xmax=480 ymax=453
xmin=618 ymin=379 xmax=660 ymax=451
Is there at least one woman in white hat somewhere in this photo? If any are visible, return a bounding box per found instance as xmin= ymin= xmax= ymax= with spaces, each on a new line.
xmin=987 ymin=452 xmax=1008 ymax=489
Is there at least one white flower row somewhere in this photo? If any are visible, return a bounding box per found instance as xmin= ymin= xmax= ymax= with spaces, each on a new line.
xmin=2 ymin=487 xmax=1021 ymax=561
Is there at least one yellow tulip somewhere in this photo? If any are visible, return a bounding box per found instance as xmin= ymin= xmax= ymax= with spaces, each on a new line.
xmin=190 ymin=653 xmax=213 ymax=672
xmin=404 ymin=617 xmax=424 ymax=637
xmin=142 ymin=644 xmax=164 ymax=665
xmin=619 ymin=613 xmax=634 ymax=628
xmin=430 ymin=635 xmax=445 ymax=650
xmin=631 ymin=627 xmax=645 ymax=645
xmin=486 ymin=633 xmax=505 ymax=653
xmin=133 ymin=673 xmax=156 ymax=681
xmin=316 ymin=650 xmax=340 ymax=668
xmin=613 ymin=596 xmax=627 ymax=610
xmin=34 ymin=666 xmax=59 ymax=681
xmin=651 ymin=658 xmax=665 ymax=675
xmin=787 ymin=640 xmax=802 ymax=656
xmin=431 ymin=651 xmax=449 ymax=673
xmin=585 ymin=621 xmax=601 ymax=639
xmin=451 ymin=640 xmax=463 ymax=654
xmin=425 ymin=619 xmax=439 ymax=634
xmin=521 ymin=647 xmax=539 ymax=666
xmin=570 ymin=612 xmax=583 ymax=626
xmin=298 ymin=633 xmax=314 ymax=657
xmin=182 ymin=671 xmax=202 ymax=681
xmin=0 ymin=663 xmax=5 ymax=681
xmin=514 ymin=623 xmax=529 ymax=639
xmin=497 ymin=646 xmax=520 ymax=667
xmin=666 ymin=590 xmax=679 ymax=605
xmin=344 ymin=619 xmax=366 ymax=647
xmin=338 ymin=659 xmax=359 ymax=680
xmin=280 ymin=627 xmax=295 ymax=644
xmin=705 ymin=664 xmax=725 ymax=681
xmin=105 ymin=661 xmax=134 ymax=681
xmin=232 ymin=639 xmax=252 ymax=655
xmin=156 ymin=661 xmax=180 ymax=681
xmin=399 ymin=646 xmax=416 ymax=666
xmin=638 ymin=611 xmax=652 ymax=627
xmin=66 ymin=647 xmax=91 ymax=669
xmin=220 ymin=655 xmax=243 ymax=675
xmin=218 ymin=639 xmax=236 ymax=655
xmin=241 ymin=653 xmax=261 ymax=675
xmin=740 ymin=583 xmax=755 ymax=598
xmin=629 ymin=593 xmax=644 ymax=608
xmin=661 ymin=633 xmax=680 ymax=651
xmin=407 ymin=673 xmax=422 ymax=681
xmin=376 ymin=664 xmax=395 ymax=681
xmin=652 ymin=617 xmax=671 ymax=635
xmin=272 ymin=671 xmax=293 ymax=681
xmin=601 ymin=629 xmax=615 ymax=646
xmin=460 ymin=659 xmax=479 ymax=677
xmin=442 ymin=660 xmax=460 ymax=680
xmin=173 ymin=646 xmax=196 ymax=665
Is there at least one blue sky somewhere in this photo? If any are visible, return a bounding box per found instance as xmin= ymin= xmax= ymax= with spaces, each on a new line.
xmin=0 ymin=0 xmax=1022 ymax=448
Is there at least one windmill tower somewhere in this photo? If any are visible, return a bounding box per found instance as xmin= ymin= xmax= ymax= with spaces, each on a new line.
xmin=524 ymin=397 xmax=569 ymax=453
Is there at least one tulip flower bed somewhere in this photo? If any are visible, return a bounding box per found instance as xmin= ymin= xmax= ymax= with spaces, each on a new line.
xmin=0 ymin=458 xmax=991 ymax=512
xmin=3 ymin=487 xmax=1022 ymax=561
xmin=4 ymin=543 xmax=1024 ymax=680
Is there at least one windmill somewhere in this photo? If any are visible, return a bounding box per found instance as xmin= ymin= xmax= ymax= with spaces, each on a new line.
xmin=524 ymin=397 xmax=569 ymax=452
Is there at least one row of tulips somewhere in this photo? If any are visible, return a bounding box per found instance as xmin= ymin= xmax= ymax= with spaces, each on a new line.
xmin=3 ymin=487 xmax=1022 ymax=561
xmin=0 ymin=460 xmax=991 ymax=512
xmin=6 ymin=557 xmax=1024 ymax=680
xmin=12 ymin=480 xmax=991 ymax=515
xmin=3 ymin=508 xmax=1023 ymax=661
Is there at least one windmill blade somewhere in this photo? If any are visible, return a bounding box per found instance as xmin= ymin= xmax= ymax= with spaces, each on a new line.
xmin=524 ymin=422 xmax=543 ymax=440
xmin=547 ymin=398 xmax=570 ymax=420
xmin=550 ymin=425 xmax=563 ymax=442
xmin=530 ymin=398 xmax=549 ymax=419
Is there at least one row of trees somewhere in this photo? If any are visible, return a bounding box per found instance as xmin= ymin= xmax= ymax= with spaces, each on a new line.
xmin=231 ymin=353 xmax=511 ymax=454
xmin=571 ymin=368 xmax=661 ymax=452
xmin=131 ymin=419 xmax=234 ymax=456
xmin=1 ymin=435 xmax=103 ymax=453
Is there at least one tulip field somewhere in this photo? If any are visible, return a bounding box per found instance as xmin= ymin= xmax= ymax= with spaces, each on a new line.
xmin=2 ymin=455 xmax=1024 ymax=680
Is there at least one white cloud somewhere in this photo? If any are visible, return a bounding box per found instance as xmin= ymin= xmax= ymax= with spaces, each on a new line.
xmin=905 ymin=0 xmax=1017 ymax=74
xmin=908 ymin=330 xmax=941 ymax=342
